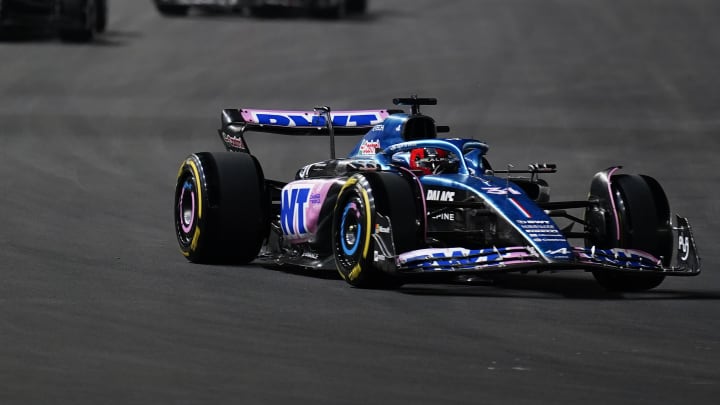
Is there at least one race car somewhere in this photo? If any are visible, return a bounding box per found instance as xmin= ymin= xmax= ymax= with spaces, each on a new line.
xmin=153 ymin=0 xmax=366 ymax=18
xmin=0 ymin=0 xmax=107 ymax=41
xmin=173 ymin=97 xmax=701 ymax=291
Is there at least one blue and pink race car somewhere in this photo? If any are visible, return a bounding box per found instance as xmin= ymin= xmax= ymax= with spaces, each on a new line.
xmin=174 ymin=97 xmax=700 ymax=291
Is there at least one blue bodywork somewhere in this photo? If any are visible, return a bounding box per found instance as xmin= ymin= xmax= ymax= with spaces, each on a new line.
xmin=223 ymin=103 xmax=699 ymax=277
xmin=335 ymin=111 xmax=696 ymax=275
xmin=346 ymin=113 xmax=571 ymax=265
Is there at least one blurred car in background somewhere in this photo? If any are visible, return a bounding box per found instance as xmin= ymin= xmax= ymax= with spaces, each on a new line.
xmin=153 ymin=0 xmax=366 ymax=18
xmin=0 ymin=0 xmax=107 ymax=41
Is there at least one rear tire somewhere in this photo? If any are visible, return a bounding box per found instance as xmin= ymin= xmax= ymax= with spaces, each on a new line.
xmin=330 ymin=1 xmax=347 ymax=19
xmin=313 ymin=0 xmax=347 ymax=19
xmin=95 ymin=0 xmax=107 ymax=32
xmin=587 ymin=174 xmax=672 ymax=291
xmin=332 ymin=173 xmax=420 ymax=288
xmin=59 ymin=0 xmax=98 ymax=42
xmin=347 ymin=0 xmax=366 ymax=14
xmin=175 ymin=152 xmax=268 ymax=264
xmin=155 ymin=1 xmax=190 ymax=17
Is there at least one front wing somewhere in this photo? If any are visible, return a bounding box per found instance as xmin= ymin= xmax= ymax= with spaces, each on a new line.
xmin=395 ymin=216 xmax=700 ymax=276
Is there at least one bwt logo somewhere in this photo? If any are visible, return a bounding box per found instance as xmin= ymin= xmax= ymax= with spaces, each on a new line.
xmin=281 ymin=187 xmax=310 ymax=235
xmin=426 ymin=190 xmax=455 ymax=201
xmin=254 ymin=113 xmax=383 ymax=127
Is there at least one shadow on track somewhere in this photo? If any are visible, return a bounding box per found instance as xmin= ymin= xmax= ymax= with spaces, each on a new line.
xmin=399 ymin=273 xmax=720 ymax=300
xmin=0 ymin=28 xmax=139 ymax=46
xmin=257 ymin=263 xmax=719 ymax=300
xmin=261 ymin=264 xmax=342 ymax=281
xmin=172 ymin=7 xmax=384 ymax=23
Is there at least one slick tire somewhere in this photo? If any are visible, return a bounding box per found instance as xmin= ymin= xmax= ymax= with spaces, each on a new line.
xmin=155 ymin=1 xmax=190 ymax=17
xmin=59 ymin=0 xmax=99 ymax=42
xmin=347 ymin=0 xmax=366 ymax=14
xmin=313 ymin=0 xmax=346 ymax=19
xmin=332 ymin=173 xmax=419 ymax=288
xmin=175 ymin=152 xmax=268 ymax=264
xmin=95 ymin=0 xmax=107 ymax=33
xmin=588 ymin=174 xmax=672 ymax=291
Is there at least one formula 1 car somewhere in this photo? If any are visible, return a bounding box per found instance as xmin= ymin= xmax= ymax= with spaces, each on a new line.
xmin=174 ymin=97 xmax=701 ymax=291
xmin=153 ymin=0 xmax=366 ymax=18
xmin=0 ymin=0 xmax=107 ymax=41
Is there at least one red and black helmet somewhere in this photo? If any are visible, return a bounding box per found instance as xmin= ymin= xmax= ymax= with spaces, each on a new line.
xmin=409 ymin=148 xmax=449 ymax=175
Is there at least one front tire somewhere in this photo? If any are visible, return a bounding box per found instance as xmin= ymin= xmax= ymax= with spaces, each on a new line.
xmin=175 ymin=152 xmax=268 ymax=264
xmin=332 ymin=173 xmax=420 ymax=288
xmin=586 ymin=173 xmax=672 ymax=291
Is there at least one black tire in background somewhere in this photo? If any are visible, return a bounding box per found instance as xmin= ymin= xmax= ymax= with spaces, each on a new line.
xmin=175 ymin=152 xmax=268 ymax=264
xmin=154 ymin=1 xmax=190 ymax=17
xmin=59 ymin=0 xmax=98 ymax=42
xmin=587 ymin=174 xmax=673 ymax=291
xmin=347 ymin=0 xmax=367 ymax=14
xmin=329 ymin=0 xmax=347 ymax=19
xmin=95 ymin=0 xmax=107 ymax=32
xmin=332 ymin=172 xmax=420 ymax=288
xmin=312 ymin=0 xmax=346 ymax=19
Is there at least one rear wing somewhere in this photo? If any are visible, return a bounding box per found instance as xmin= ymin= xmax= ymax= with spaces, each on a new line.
xmin=218 ymin=107 xmax=394 ymax=156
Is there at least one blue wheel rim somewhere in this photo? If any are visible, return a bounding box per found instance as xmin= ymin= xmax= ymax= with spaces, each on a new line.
xmin=340 ymin=202 xmax=361 ymax=256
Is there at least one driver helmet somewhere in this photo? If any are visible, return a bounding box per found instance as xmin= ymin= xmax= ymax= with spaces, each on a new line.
xmin=409 ymin=147 xmax=450 ymax=175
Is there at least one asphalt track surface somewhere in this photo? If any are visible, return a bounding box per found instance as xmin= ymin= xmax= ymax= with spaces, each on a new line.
xmin=1 ymin=1 xmax=719 ymax=404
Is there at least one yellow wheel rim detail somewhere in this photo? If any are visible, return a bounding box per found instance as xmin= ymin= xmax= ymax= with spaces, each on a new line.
xmin=187 ymin=159 xmax=203 ymax=219
xmin=338 ymin=175 xmax=373 ymax=282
